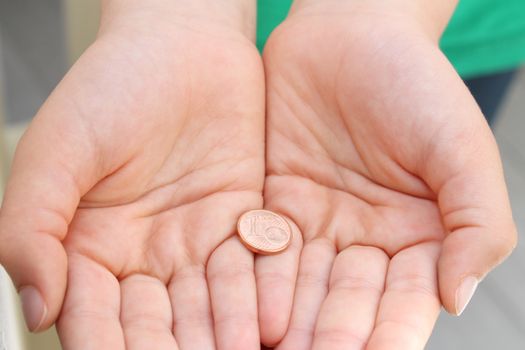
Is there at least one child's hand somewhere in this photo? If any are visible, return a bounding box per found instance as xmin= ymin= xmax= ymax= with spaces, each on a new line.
xmin=0 ymin=1 xmax=264 ymax=349
xmin=257 ymin=2 xmax=517 ymax=349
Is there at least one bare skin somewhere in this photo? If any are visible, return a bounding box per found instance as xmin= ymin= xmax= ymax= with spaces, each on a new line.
xmin=256 ymin=2 xmax=517 ymax=349
xmin=0 ymin=1 xmax=517 ymax=350
xmin=0 ymin=1 xmax=265 ymax=349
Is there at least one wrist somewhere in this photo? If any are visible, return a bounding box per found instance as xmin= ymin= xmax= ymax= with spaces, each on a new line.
xmin=289 ymin=0 xmax=458 ymax=42
xmin=99 ymin=0 xmax=256 ymax=41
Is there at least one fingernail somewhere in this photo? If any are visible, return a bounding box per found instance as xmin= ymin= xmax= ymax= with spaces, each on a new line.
xmin=19 ymin=286 xmax=47 ymax=331
xmin=455 ymin=276 xmax=478 ymax=316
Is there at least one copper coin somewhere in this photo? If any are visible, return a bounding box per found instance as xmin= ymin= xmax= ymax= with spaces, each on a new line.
xmin=237 ymin=210 xmax=292 ymax=255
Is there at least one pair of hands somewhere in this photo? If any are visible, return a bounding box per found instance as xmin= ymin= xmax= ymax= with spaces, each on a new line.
xmin=0 ymin=0 xmax=517 ymax=349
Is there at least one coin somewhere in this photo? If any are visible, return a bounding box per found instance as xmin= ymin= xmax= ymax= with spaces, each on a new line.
xmin=237 ymin=210 xmax=292 ymax=255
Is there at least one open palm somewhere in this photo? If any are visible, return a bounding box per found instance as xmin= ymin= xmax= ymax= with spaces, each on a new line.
xmin=256 ymin=8 xmax=516 ymax=350
xmin=0 ymin=9 xmax=264 ymax=350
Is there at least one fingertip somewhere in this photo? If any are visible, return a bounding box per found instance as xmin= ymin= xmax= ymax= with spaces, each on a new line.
xmin=441 ymin=273 xmax=480 ymax=316
xmin=258 ymin=288 xmax=291 ymax=346
xmin=19 ymin=285 xmax=48 ymax=332
xmin=1 ymin=233 xmax=68 ymax=331
xmin=256 ymin=218 xmax=303 ymax=347
xmin=438 ymin=225 xmax=516 ymax=315
xmin=455 ymin=275 xmax=479 ymax=316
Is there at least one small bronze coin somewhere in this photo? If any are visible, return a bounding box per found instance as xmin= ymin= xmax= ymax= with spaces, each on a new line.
xmin=237 ymin=210 xmax=292 ymax=255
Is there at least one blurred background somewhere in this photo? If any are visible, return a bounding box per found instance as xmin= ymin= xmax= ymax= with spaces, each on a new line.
xmin=0 ymin=0 xmax=524 ymax=349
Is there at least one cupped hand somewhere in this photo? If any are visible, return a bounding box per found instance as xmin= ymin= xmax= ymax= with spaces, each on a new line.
xmin=0 ymin=1 xmax=264 ymax=349
xmin=256 ymin=3 xmax=517 ymax=349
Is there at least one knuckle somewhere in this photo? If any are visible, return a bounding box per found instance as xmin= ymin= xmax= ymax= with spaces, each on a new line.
xmin=314 ymin=328 xmax=367 ymax=348
xmin=493 ymin=222 xmax=518 ymax=262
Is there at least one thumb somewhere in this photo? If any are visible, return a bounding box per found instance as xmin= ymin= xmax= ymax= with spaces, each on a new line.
xmin=425 ymin=111 xmax=517 ymax=316
xmin=0 ymin=97 xmax=101 ymax=331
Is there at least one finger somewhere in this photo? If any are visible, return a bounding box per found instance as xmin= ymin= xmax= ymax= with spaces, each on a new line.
xmin=277 ymin=238 xmax=336 ymax=350
xmin=312 ymin=246 xmax=388 ymax=350
xmin=0 ymin=92 xmax=102 ymax=331
xmin=0 ymin=226 xmax=67 ymax=333
xmin=418 ymin=95 xmax=517 ymax=316
xmin=439 ymin=223 xmax=516 ymax=315
xmin=367 ymin=242 xmax=441 ymax=350
xmin=207 ymin=237 xmax=259 ymax=350
xmin=255 ymin=216 xmax=303 ymax=346
xmin=57 ymin=254 xmax=125 ymax=350
xmin=437 ymin=169 xmax=517 ymax=315
xmin=120 ymin=274 xmax=177 ymax=350
xmin=168 ymin=265 xmax=215 ymax=350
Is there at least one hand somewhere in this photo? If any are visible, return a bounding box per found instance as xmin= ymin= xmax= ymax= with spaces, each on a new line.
xmin=256 ymin=2 xmax=517 ymax=349
xmin=0 ymin=1 xmax=264 ymax=349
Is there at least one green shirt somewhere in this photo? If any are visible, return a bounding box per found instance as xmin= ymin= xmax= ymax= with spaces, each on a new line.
xmin=256 ymin=0 xmax=525 ymax=78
